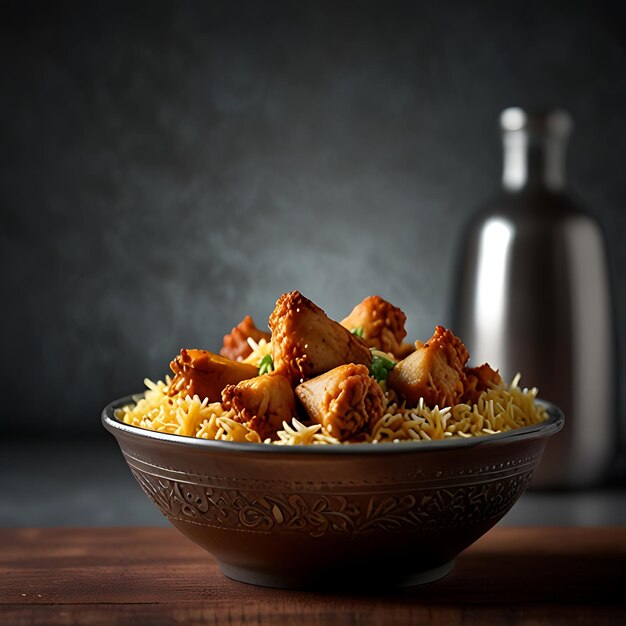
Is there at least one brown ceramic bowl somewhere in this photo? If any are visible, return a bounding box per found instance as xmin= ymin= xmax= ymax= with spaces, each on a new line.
xmin=102 ymin=396 xmax=563 ymax=589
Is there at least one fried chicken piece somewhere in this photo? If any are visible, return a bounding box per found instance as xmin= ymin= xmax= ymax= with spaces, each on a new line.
xmin=387 ymin=326 xmax=469 ymax=408
xmin=269 ymin=291 xmax=371 ymax=385
xmin=220 ymin=315 xmax=271 ymax=361
xmin=462 ymin=363 xmax=503 ymax=406
xmin=340 ymin=295 xmax=415 ymax=359
xmin=222 ymin=373 xmax=296 ymax=440
xmin=295 ymin=364 xmax=384 ymax=441
xmin=168 ymin=349 xmax=258 ymax=402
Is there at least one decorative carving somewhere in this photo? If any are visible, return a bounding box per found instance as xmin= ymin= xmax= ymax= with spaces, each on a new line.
xmin=130 ymin=467 xmax=533 ymax=536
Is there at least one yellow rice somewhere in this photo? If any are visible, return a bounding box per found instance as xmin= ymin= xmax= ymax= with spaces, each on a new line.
xmin=116 ymin=371 xmax=548 ymax=446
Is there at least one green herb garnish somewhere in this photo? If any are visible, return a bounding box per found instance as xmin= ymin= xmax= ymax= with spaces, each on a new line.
xmin=258 ymin=354 xmax=274 ymax=375
xmin=369 ymin=354 xmax=396 ymax=382
xmin=351 ymin=326 xmax=364 ymax=338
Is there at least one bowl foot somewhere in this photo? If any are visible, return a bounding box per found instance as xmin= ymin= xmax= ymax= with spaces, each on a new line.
xmin=219 ymin=559 xmax=455 ymax=590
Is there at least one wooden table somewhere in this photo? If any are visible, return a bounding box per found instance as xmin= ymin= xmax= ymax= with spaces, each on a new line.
xmin=1 ymin=527 xmax=624 ymax=625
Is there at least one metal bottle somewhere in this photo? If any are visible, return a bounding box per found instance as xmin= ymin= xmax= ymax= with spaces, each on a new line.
xmin=452 ymin=108 xmax=616 ymax=489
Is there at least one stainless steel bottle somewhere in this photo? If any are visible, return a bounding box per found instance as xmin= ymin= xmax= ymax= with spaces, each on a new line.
xmin=452 ymin=108 xmax=616 ymax=489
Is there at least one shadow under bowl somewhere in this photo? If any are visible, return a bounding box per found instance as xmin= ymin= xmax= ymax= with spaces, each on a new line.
xmin=102 ymin=396 xmax=563 ymax=589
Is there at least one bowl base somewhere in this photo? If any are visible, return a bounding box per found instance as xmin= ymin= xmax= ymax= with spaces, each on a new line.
xmin=219 ymin=559 xmax=455 ymax=590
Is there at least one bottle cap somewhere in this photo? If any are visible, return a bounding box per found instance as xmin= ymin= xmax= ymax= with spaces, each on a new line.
xmin=500 ymin=107 xmax=572 ymax=137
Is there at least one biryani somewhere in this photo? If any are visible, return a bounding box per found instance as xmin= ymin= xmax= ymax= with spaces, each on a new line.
xmin=117 ymin=291 xmax=548 ymax=445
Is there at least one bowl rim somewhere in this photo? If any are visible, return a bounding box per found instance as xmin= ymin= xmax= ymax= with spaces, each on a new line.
xmin=102 ymin=393 xmax=564 ymax=456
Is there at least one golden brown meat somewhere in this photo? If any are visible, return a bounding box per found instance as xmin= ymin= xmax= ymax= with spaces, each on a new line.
xmin=295 ymin=364 xmax=384 ymax=441
xmin=387 ymin=326 xmax=469 ymax=408
xmin=462 ymin=363 xmax=503 ymax=405
xmin=220 ymin=315 xmax=271 ymax=361
xmin=340 ymin=295 xmax=415 ymax=359
xmin=269 ymin=291 xmax=371 ymax=385
xmin=222 ymin=373 xmax=296 ymax=440
xmin=168 ymin=349 xmax=258 ymax=402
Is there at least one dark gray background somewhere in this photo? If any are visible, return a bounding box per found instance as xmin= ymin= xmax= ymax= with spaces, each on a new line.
xmin=2 ymin=0 xmax=625 ymax=442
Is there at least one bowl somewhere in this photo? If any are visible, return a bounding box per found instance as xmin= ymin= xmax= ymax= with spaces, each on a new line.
xmin=102 ymin=396 xmax=563 ymax=589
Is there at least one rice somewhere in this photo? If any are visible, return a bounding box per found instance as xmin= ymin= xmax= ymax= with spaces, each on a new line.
xmin=241 ymin=337 xmax=271 ymax=366
xmin=118 ymin=377 xmax=261 ymax=443
xmin=115 ymin=373 xmax=548 ymax=446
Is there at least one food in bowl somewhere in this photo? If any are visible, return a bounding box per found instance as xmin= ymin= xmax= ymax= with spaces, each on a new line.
xmin=103 ymin=291 xmax=562 ymax=588
xmin=116 ymin=291 xmax=548 ymax=445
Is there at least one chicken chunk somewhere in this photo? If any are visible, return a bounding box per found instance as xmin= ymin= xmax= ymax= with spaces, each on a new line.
xmin=295 ymin=363 xmax=384 ymax=441
xmin=168 ymin=349 xmax=258 ymax=402
xmin=340 ymin=295 xmax=415 ymax=359
xmin=387 ymin=326 xmax=469 ymax=408
xmin=220 ymin=315 xmax=271 ymax=362
xmin=269 ymin=291 xmax=371 ymax=385
xmin=222 ymin=373 xmax=296 ymax=440
xmin=462 ymin=363 xmax=503 ymax=405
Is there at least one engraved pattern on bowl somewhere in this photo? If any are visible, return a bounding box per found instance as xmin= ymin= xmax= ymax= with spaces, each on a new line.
xmin=129 ymin=466 xmax=535 ymax=536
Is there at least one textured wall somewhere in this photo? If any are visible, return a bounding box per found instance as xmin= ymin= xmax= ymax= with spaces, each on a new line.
xmin=2 ymin=0 xmax=625 ymax=437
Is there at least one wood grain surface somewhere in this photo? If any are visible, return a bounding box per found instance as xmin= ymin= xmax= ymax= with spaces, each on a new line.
xmin=1 ymin=527 xmax=625 ymax=625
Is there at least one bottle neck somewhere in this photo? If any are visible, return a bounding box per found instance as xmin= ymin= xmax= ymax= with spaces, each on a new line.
xmin=500 ymin=109 xmax=571 ymax=193
xmin=502 ymin=131 xmax=568 ymax=192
